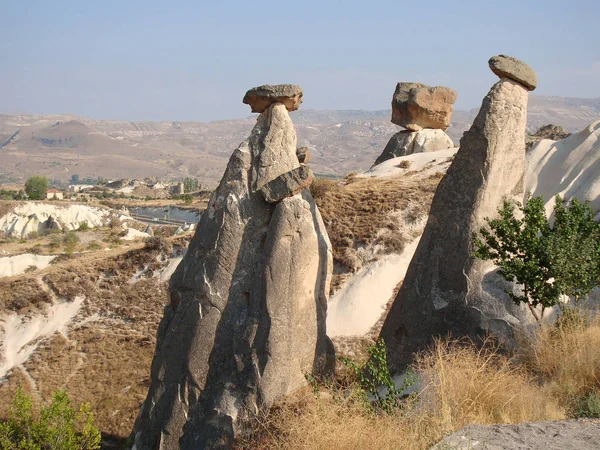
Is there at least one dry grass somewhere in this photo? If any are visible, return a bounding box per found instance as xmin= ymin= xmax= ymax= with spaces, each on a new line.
xmin=522 ymin=312 xmax=600 ymax=411
xmin=237 ymin=337 xmax=567 ymax=450
xmin=416 ymin=339 xmax=564 ymax=433
xmin=240 ymin=316 xmax=600 ymax=449
xmin=0 ymin=235 xmax=191 ymax=442
xmin=312 ymin=174 xmax=439 ymax=291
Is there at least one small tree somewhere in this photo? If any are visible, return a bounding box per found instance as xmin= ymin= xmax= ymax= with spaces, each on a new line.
xmin=69 ymin=174 xmax=80 ymax=185
xmin=25 ymin=176 xmax=49 ymax=200
xmin=0 ymin=388 xmax=101 ymax=449
xmin=474 ymin=195 xmax=600 ymax=321
xmin=183 ymin=177 xmax=199 ymax=193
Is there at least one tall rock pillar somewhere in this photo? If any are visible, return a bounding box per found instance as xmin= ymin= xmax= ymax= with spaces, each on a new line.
xmin=380 ymin=56 xmax=538 ymax=372
xmin=133 ymin=85 xmax=333 ymax=449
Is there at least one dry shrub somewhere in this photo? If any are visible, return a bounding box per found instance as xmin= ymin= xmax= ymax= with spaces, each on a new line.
xmin=237 ymin=338 xmax=564 ymax=450
xmin=416 ymin=339 xmax=564 ymax=435
xmin=397 ymin=160 xmax=412 ymax=169
xmin=522 ymin=311 xmax=600 ymax=409
xmin=310 ymin=177 xmax=339 ymax=200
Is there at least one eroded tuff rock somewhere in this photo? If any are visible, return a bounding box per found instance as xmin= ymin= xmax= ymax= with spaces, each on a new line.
xmin=243 ymin=84 xmax=303 ymax=113
xmin=373 ymin=129 xmax=454 ymax=166
xmin=133 ymin=101 xmax=333 ymax=449
xmin=380 ymin=57 xmax=536 ymax=372
xmin=489 ymin=55 xmax=537 ymax=91
xmin=391 ymin=82 xmax=457 ymax=131
xmin=261 ymin=164 xmax=314 ymax=203
xmin=526 ymin=124 xmax=571 ymax=150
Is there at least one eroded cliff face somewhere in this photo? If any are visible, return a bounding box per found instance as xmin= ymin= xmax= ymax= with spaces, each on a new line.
xmin=133 ymin=101 xmax=333 ymax=449
xmin=381 ymin=60 xmax=537 ymax=373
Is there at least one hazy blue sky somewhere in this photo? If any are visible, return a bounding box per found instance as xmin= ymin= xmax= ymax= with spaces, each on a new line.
xmin=2 ymin=0 xmax=599 ymax=122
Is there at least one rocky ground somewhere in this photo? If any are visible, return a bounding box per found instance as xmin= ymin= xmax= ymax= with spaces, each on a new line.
xmin=433 ymin=419 xmax=600 ymax=449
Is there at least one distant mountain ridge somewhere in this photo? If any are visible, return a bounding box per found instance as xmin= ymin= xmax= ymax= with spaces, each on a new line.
xmin=1 ymin=95 xmax=599 ymax=186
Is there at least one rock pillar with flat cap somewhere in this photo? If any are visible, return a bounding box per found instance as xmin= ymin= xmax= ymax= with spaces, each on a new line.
xmin=379 ymin=55 xmax=538 ymax=372
xmin=133 ymin=85 xmax=333 ymax=449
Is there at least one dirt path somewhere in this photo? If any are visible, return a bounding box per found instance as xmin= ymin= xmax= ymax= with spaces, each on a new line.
xmin=432 ymin=419 xmax=600 ymax=449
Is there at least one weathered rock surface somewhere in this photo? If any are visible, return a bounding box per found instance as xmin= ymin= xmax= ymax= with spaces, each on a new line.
xmin=373 ymin=129 xmax=454 ymax=166
xmin=489 ymin=54 xmax=537 ymax=91
xmin=391 ymin=82 xmax=457 ymax=131
xmin=243 ymin=84 xmax=303 ymax=113
xmin=380 ymin=61 xmax=536 ymax=372
xmin=261 ymin=164 xmax=314 ymax=203
xmin=432 ymin=419 xmax=600 ymax=450
xmin=133 ymin=102 xmax=333 ymax=449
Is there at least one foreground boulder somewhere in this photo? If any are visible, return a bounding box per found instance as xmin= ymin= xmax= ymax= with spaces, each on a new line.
xmin=380 ymin=56 xmax=537 ymax=372
xmin=373 ymin=129 xmax=454 ymax=166
xmin=133 ymin=94 xmax=333 ymax=449
xmin=391 ymin=82 xmax=457 ymax=131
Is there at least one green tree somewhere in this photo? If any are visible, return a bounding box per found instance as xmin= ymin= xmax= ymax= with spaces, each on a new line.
xmin=69 ymin=174 xmax=80 ymax=185
xmin=474 ymin=195 xmax=600 ymax=321
xmin=0 ymin=388 xmax=101 ymax=450
xmin=183 ymin=177 xmax=199 ymax=193
xmin=24 ymin=176 xmax=49 ymax=200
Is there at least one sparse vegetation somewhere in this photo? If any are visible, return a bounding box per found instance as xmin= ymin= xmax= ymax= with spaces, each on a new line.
xmin=62 ymin=232 xmax=79 ymax=254
xmin=0 ymin=388 xmax=101 ymax=450
xmin=313 ymin=173 xmax=438 ymax=289
xmin=238 ymin=333 xmax=570 ymax=450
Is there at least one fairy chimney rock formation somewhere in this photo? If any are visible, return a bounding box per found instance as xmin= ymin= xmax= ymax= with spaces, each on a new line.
xmin=380 ymin=56 xmax=537 ymax=372
xmin=133 ymin=85 xmax=333 ymax=449
xmin=373 ymin=83 xmax=456 ymax=167
xmin=243 ymin=84 xmax=303 ymax=113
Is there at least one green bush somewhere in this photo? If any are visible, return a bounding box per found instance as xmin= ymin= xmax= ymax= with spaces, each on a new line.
xmin=0 ymin=388 xmax=101 ymax=449
xmin=77 ymin=222 xmax=89 ymax=232
xmin=341 ymin=339 xmax=415 ymax=414
xmin=569 ymin=390 xmax=600 ymax=419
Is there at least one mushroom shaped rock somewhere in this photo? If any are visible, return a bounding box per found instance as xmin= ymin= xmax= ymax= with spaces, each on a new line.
xmin=133 ymin=101 xmax=333 ymax=450
xmin=243 ymin=84 xmax=303 ymax=113
xmin=380 ymin=57 xmax=537 ymax=373
xmin=489 ymin=55 xmax=537 ymax=91
xmin=392 ymin=82 xmax=457 ymax=131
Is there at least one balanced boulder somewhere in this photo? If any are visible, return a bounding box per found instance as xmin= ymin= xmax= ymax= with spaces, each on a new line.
xmin=133 ymin=89 xmax=333 ymax=449
xmin=391 ymin=82 xmax=457 ymax=131
xmin=380 ymin=56 xmax=537 ymax=372
xmin=489 ymin=55 xmax=537 ymax=91
xmin=243 ymin=84 xmax=303 ymax=113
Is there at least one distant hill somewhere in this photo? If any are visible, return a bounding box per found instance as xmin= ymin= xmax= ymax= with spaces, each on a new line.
xmin=1 ymin=95 xmax=598 ymax=186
